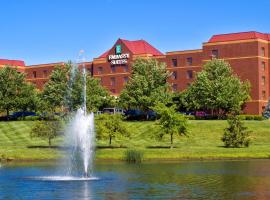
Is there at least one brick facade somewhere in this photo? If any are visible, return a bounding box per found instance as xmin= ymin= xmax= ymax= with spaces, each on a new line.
xmin=1 ymin=31 xmax=269 ymax=114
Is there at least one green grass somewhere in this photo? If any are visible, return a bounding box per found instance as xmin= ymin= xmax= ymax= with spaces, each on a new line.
xmin=0 ymin=120 xmax=270 ymax=161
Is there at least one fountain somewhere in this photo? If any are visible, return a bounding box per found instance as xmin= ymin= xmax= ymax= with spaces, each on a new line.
xmin=64 ymin=50 xmax=96 ymax=178
xmin=36 ymin=51 xmax=97 ymax=181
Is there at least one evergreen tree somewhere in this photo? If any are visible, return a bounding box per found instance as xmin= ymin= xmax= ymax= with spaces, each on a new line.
xmin=221 ymin=115 xmax=251 ymax=148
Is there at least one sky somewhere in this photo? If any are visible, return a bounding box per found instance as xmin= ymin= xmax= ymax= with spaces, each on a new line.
xmin=1 ymin=0 xmax=270 ymax=65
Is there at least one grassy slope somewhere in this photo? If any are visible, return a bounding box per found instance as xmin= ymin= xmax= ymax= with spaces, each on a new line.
xmin=0 ymin=120 xmax=270 ymax=161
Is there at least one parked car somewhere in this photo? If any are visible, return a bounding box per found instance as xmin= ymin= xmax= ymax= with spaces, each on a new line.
xmin=9 ymin=111 xmax=37 ymax=120
xmin=124 ymin=109 xmax=157 ymax=120
xmin=103 ymin=108 xmax=124 ymax=115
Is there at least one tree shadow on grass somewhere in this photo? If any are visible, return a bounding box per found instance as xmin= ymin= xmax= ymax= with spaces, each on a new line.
xmin=27 ymin=145 xmax=67 ymax=150
xmin=27 ymin=145 xmax=128 ymax=149
xmin=146 ymin=146 xmax=175 ymax=149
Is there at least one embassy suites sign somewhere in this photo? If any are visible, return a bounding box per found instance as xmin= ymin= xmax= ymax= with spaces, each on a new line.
xmin=108 ymin=44 xmax=129 ymax=65
xmin=108 ymin=53 xmax=129 ymax=65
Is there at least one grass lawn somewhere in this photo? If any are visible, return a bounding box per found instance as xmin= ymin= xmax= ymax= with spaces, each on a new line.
xmin=0 ymin=120 xmax=270 ymax=161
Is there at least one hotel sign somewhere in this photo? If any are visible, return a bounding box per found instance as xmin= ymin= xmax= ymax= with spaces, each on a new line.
xmin=108 ymin=44 xmax=129 ymax=65
xmin=108 ymin=53 xmax=129 ymax=65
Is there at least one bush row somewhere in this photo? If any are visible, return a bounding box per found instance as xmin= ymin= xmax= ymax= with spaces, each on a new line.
xmin=184 ymin=114 xmax=265 ymax=121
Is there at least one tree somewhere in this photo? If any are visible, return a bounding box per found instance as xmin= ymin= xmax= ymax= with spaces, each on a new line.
xmin=263 ymin=97 xmax=270 ymax=119
xmin=42 ymin=65 xmax=69 ymax=111
xmin=30 ymin=120 xmax=63 ymax=146
xmin=17 ymin=82 xmax=40 ymax=113
xmin=0 ymin=66 xmax=25 ymax=116
xmin=96 ymin=114 xmax=129 ymax=145
xmin=185 ymin=59 xmax=250 ymax=115
xmin=153 ymin=103 xmax=188 ymax=148
xmin=221 ymin=115 xmax=251 ymax=148
xmin=119 ymin=58 xmax=172 ymax=117
xmin=86 ymin=77 xmax=114 ymax=112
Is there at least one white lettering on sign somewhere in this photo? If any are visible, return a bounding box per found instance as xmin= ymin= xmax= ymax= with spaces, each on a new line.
xmin=108 ymin=53 xmax=129 ymax=65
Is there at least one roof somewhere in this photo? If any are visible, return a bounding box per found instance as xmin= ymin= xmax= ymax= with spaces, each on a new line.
xmin=0 ymin=59 xmax=25 ymax=66
xmin=208 ymin=31 xmax=270 ymax=43
xmin=99 ymin=39 xmax=163 ymax=58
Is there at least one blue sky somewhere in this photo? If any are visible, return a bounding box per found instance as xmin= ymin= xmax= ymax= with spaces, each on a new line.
xmin=1 ymin=0 xmax=270 ymax=65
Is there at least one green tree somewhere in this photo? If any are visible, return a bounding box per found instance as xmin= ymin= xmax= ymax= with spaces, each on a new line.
xmin=0 ymin=66 xmax=25 ymax=116
xmin=86 ymin=77 xmax=113 ymax=112
xmin=153 ymin=103 xmax=188 ymax=148
xmin=221 ymin=115 xmax=251 ymax=148
xmin=186 ymin=59 xmax=250 ymax=115
xmin=43 ymin=65 xmax=69 ymax=111
xmin=17 ymin=82 xmax=40 ymax=113
xmin=96 ymin=113 xmax=129 ymax=145
xmin=119 ymin=58 xmax=172 ymax=117
xmin=30 ymin=120 xmax=63 ymax=146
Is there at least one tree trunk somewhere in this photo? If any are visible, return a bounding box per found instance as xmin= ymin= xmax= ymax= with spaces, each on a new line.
xmin=6 ymin=109 xmax=9 ymax=121
xmin=170 ymin=134 xmax=173 ymax=149
xmin=109 ymin=136 xmax=112 ymax=146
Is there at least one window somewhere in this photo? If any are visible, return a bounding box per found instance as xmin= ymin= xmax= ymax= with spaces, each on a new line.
xmin=124 ymin=77 xmax=128 ymax=83
xmin=33 ymin=71 xmax=37 ymax=78
xmin=262 ymin=90 xmax=266 ymax=99
xmin=171 ymin=71 xmax=177 ymax=80
xmin=187 ymin=70 xmax=193 ymax=79
xmin=261 ymin=47 xmax=266 ymax=57
xmin=172 ymin=84 xmax=177 ymax=92
xmin=110 ymin=77 xmax=116 ymax=86
xmin=187 ymin=57 xmax=192 ymax=65
xmin=124 ymin=65 xmax=128 ymax=72
xmin=262 ymin=76 xmax=266 ymax=86
xmin=172 ymin=59 xmax=177 ymax=67
xmin=97 ymin=67 xmax=103 ymax=75
xmin=43 ymin=70 xmax=47 ymax=78
xmin=262 ymin=61 xmax=266 ymax=72
xmin=111 ymin=66 xmax=116 ymax=73
xmin=212 ymin=49 xmax=219 ymax=58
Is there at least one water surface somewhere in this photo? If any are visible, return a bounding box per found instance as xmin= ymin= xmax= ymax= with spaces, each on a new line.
xmin=0 ymin=160 xmax=270 ymax=200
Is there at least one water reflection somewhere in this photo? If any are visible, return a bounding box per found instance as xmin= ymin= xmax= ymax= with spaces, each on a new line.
xmin=0 ymin=160 xmax=270 ymax=200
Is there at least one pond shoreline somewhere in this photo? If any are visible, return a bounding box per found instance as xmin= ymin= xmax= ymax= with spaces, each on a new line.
xmin=1 ymin=156 xmax=269 ymax=164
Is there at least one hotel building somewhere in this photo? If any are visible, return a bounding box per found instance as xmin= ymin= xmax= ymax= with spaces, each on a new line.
xmin=1 ymin=31 xmax=269 ymax=115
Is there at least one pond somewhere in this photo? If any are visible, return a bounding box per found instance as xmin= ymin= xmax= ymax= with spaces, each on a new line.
xmin=0 ymin=160 xmax=270 ymax=200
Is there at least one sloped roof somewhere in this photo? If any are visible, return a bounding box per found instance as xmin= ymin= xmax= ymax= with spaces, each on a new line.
xmin=99 ymin=39 xmax=163 ymax=58
xmin=0 ymin=59 xmax=25 ymax=66
xmin=208 ymin=31 xmax=270 ymax=43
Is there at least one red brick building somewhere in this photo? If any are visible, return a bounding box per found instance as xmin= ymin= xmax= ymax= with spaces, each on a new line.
xmin=1 ymin=31 xmax=269 ymax=114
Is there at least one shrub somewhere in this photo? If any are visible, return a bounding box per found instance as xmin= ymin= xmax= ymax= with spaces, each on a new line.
xmin=238 ymin=115 xmax=265 ymax=121
xmin=185 ymin=115 xmax=195 ymax=120
xmin=221 ymin=115 xmax=251 ymax=148
xmin=123 ymin=149 xmax=144 ymax=163
xmin=24 ymin=116 xmax=40 ymax=121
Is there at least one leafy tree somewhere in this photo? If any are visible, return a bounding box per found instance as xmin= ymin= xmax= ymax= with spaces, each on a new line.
xmin=263 ymin=97 xmax=270 ymax=119
xmin=17 ymin=82 xmax=40 ymax=113
xmin=119 ymin=58 xmax=172 ymax=117
xmin=96 ymin=114 xmax=129 ymax=145
xmin=153 ymin=103 xmax=188 ymax=148
xmin=221 ymin=115 xmax=251 ymax=148
xmin=43 ymin=65 xmax=69 ymax=111
xmin=86 ymin=77 xmax=114 ymax=112
xmin=0 ymin=66 xmax=25 ymax=116
xmin=186 ymin=59 xmax=250 ymax=115
xmin=30 ymin=120 xmax=63 ymax=146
